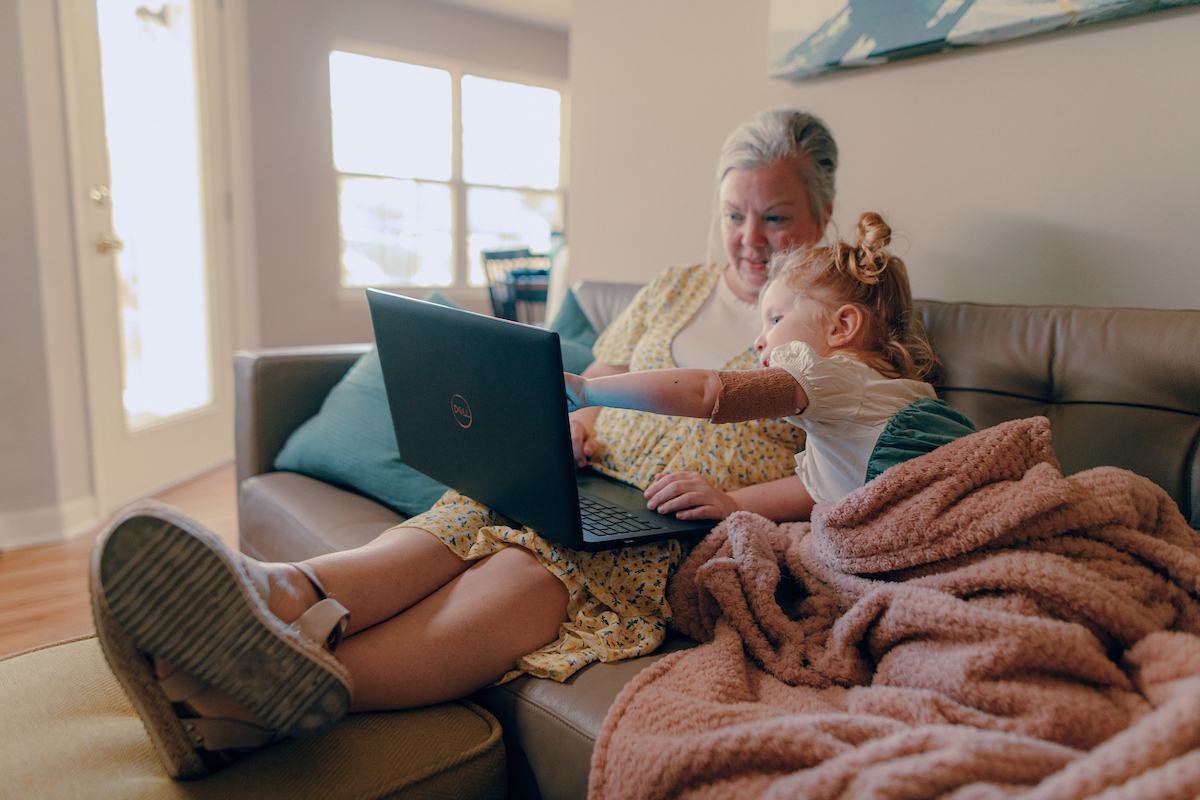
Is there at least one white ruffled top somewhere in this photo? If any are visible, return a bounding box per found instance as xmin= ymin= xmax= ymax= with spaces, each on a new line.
xmin=770 ymin=340 xmax=937 ymax=504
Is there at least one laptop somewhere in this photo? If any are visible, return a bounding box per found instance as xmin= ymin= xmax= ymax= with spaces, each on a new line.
xmin=366 ymin=288 xmax=714 ymax=551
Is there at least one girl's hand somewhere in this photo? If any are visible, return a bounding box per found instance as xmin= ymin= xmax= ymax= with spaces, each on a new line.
xmin=567 ymin=361 xmax=625 ymax=468
xmin=644 ymin=471 xmax=740 ymax=520
xmin=564 ymin=373 xmax=588 ymax=413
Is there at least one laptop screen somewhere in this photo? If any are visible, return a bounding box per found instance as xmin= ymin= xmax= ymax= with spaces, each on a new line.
xmin=366 ymin=289 xmax=586 ymax=545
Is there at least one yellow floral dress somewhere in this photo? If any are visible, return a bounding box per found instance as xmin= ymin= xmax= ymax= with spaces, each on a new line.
xmin=403 ymin=263 xmax=805 ymax=683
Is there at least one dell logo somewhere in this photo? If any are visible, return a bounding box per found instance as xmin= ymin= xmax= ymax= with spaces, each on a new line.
xmin=451 ymin=394 xmax=472 ymax=428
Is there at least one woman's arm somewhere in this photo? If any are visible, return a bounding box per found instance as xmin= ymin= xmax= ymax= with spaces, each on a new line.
xmin=727 ymin=474 xmax=815 ymax=521
xmin=645 ymin=472 xmax=815 ymax=523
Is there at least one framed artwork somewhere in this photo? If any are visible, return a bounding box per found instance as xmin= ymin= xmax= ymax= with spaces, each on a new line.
xmin=769 ymin=0 xmax=1198 ymax=80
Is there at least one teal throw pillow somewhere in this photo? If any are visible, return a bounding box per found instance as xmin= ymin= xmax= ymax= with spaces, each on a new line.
xmin=548 ymin=288 xmax=599 ymax=374
xmin=273 ymin=346 xmax=452 ymax=517
xmin=274 ymin=288 xmax=601 ymax=517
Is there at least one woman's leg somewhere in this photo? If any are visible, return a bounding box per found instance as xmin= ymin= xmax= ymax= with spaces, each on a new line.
xmin=96 ymin=504 xmax=567 ymax=781
xmin=339 ymin=544 xmax=570 ymax=710
xmin=259 ymin=526 xmax=570 ymax=710
xmin=265 ymin=526 xmax=478 ymax=634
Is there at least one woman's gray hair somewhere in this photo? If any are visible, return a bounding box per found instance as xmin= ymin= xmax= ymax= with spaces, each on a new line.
xmin=716 ymin=108 xmax=838 ymax=228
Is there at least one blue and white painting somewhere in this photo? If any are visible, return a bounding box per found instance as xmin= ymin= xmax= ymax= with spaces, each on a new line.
xmin=769 ymin=0 xmax=1198 ymax=80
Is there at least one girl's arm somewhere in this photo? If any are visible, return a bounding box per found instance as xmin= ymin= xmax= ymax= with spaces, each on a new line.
xmin=565 ymin=368 xmax=722 ymax=418
xmin=565 ymin=367 xmax=808 ymax=422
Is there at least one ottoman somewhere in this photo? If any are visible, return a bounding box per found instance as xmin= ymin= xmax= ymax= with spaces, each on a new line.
xmin=0 ymin=635 xmax=507 ymax=799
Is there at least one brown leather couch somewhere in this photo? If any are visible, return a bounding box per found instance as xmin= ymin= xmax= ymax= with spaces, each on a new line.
xmin=235 ymin=286 xmax=1200 ymax=800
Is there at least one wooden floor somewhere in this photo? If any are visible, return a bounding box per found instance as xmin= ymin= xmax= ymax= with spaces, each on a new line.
xmin=0 ymin=462 xmax=239 ymax=659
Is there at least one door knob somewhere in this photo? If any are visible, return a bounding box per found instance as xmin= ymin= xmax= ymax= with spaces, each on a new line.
xmin=96 ymin=232 xmax=125 ymax=254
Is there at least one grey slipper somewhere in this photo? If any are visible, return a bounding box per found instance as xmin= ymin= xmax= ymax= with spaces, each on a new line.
xmin=90 ymin=500 xmax=353 ymax=779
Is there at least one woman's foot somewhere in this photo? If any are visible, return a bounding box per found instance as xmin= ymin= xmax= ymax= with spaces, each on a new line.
xmin=90 ymin=500 xmax=353 ymax=779
xmin=262 ymin=563 xmax=324 ymax=625
xmin=150 ymin=562 xmax=331 ymax=728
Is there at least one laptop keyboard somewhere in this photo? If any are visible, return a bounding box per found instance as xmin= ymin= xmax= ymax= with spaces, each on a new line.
xmin=579 ymin=496 xmax=665 ymax=537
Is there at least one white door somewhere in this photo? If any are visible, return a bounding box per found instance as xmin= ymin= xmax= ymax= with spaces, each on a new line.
xmin=59 ymin=0 xmax=236 ymax=513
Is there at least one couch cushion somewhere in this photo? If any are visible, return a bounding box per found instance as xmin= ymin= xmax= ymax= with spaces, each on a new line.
xmin=0 ymin=636 xmax=506 ymax=800
xmin=916 ymin=301 xmax=1200 ymax=528
xmin=570 ymin=280 xmax=645 ymax=336
xmin=239 ymin=472 xmax=404 ymax=562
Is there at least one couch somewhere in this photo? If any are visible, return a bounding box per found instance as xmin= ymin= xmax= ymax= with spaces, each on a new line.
xmin=233 ymin=282 xmax=1200 ymax=800
xmin=6 ymin=284 xmax=1195 ymax=799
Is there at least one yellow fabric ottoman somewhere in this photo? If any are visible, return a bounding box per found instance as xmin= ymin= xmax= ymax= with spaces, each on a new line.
xmin=0 ymin=635 xmax=506 ymax=800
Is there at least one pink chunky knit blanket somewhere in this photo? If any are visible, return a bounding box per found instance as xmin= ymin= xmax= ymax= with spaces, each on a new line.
xmin=588 ymin=417 xmax=1200 ymax=800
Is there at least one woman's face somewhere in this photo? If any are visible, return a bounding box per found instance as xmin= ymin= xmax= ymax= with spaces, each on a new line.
xmin=720 ymin=162 xmax=826 ymax=303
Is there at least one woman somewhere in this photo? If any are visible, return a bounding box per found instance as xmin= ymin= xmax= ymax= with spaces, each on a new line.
xmin=91 ymin=108 xmax=840 ymax=779
xmin=573 ymin=108 xmax=837 ymax=522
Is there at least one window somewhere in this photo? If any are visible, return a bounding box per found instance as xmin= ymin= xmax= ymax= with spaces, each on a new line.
xmin=329 ymin=49 xmax=566 ymax=291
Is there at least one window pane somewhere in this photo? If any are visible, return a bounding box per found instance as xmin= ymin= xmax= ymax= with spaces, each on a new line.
xmin=340 ymin=176 xmax=453 ymax=287
xmin=462 ymin=75 xmax=561 ymax=190
xmin=329 ymin=51 xmax=451 ymax=181
xmin=466 ymin=187 xmax=562 ymax=285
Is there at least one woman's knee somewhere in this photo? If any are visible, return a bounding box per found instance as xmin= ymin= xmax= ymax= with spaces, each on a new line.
xmin=476 ymin=546 xmax=569 ymax=612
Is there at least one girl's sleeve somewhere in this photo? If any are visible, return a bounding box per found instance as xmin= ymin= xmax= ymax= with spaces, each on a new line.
xmin=768 ymin=341 xmax=866 ymax=422
xmin=710 ymin=368 xmax=801 ymax=423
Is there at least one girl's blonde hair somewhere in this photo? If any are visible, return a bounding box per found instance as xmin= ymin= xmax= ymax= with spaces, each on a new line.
xmin=766 ymin=212 xmax=939 ymax=381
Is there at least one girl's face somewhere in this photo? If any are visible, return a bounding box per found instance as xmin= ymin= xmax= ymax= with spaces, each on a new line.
xmin=719 ymin=162 xmax=824 ymax=303
xmin=754 ymin=279 xmax=833 ymax=367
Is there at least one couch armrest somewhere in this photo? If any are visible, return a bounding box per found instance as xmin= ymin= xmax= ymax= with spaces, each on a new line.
xmin=234 ymin=344 xmax=372 ymax=485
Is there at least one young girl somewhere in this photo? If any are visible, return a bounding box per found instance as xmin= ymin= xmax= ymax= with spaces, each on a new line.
xmin=566 ymin=212 xmax=976 ymax=515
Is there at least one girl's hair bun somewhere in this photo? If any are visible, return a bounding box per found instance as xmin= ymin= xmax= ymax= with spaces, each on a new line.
xmin=855 ymin=212 xmax=891 ymax=251
xmin=850 ymin=212 xmax=892 ymax=283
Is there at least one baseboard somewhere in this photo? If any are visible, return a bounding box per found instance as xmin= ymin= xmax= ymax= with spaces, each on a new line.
xmin=0 ymin=494 xmax=100 ymax=550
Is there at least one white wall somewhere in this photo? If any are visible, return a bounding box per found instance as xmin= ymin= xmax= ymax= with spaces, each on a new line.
xmin=568 ymin=0 xmax=1200 ymax=310
xmin=0 ymin=0 xmax=56 ymax=516
xmin=1 ymin=0 xmax=98 ymax=546
xmin=247 ymin=0 xmax=570 ymax=346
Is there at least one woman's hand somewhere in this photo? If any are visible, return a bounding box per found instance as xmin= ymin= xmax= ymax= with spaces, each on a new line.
xmin=644 ymin=471 xmax=740 ymax=520
xmin=568 ymin=361 xmax=628 ymax=468
xmin=569 ymin=412 xmax=600 ymax=468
